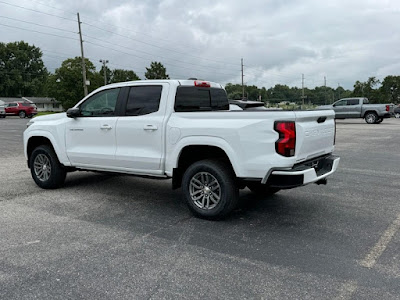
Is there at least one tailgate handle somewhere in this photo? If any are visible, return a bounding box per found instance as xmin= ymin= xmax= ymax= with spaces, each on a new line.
xmin=317 ymin=116 xmax=327 ymax=123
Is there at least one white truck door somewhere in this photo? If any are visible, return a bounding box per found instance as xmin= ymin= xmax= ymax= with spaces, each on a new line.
xmin=65 ymin=88 xmax=121 ymax=168
xmin=114 ymin=84 xmax=169 ymax=173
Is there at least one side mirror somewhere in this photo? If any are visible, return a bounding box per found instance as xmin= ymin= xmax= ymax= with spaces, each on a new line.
xmin=66 ymin=108 xmax=81 ymax=118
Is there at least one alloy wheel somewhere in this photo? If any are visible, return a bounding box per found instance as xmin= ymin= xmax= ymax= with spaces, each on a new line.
xmin=189 ymin=172 xmax=221 ymax=210
xmin=33 ymin=154 xmax=52 ymax=181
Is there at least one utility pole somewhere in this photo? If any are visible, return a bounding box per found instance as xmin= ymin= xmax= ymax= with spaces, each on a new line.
xmin=324 ymin=76 xmax=327 ymax=105
xmin=338 ymin=83 xmax=341 ymax=100
xmin=100 ymin=59 xmax=109 ymax=85
xmin=301 ymin=74 xmax=306 ymax=107
xmin=241 ymin=58 xmax=245 ymax=100
xmin=77 ymin=12 xmax=88 ymax=96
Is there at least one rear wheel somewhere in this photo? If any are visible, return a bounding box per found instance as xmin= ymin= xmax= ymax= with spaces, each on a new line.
xmin=182 ymin=159 xmax=238 ymax=220
xmin=19 ymin=111 xmax=26 ymax=118
xmin=365 ymin=112 xmax=377 ymax=124
xmin=30 ymin=145 xmax=66 ymax=189
xmin=247 ymin=182 xmax=280 ymax=196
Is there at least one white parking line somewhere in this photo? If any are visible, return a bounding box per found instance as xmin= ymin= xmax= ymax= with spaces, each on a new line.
xmin=360 ymin=213 xmax=400 ymax=268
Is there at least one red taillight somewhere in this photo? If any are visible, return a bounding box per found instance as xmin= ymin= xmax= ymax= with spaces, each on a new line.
xmin=194 ymin=80 xmax=210 ymax=88
xmin=274 ymin=121 xmax=296 ymax=157
xmin=386 ymin=105 xmax=390 ymax=112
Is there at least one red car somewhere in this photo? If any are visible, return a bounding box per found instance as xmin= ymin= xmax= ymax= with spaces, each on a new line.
xmin=5 ymin=102 xmax=37 ymax=118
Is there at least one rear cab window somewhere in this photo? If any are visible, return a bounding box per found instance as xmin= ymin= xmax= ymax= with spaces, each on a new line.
xmin=175 ymin=86 xmax=229 ymax=112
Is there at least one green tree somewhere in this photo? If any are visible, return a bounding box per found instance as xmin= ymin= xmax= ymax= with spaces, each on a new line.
xmin=352 ymin=77 xmax=383 ymax=103
xmin=111 ymin=69 xmax=140 ymax=83
xmin=145 ymin=61 xmax=169 ymax=79
xmin=46 ymin=57 xmax=102 ymax=109
xmin=379 ymin=75 xmax=400 ymax=103
xmin=225 ymin=83 xmax=243 ymax=99
xmin=0 ymin=41 xmax=47 ymax=97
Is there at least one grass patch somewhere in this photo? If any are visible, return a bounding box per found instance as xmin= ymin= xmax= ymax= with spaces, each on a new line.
xmin=34 ymin=111 xmax=61 ymax=117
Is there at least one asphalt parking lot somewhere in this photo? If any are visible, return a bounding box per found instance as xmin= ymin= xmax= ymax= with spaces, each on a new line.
xmin=1 ymin=116 xmax=399 ymax=299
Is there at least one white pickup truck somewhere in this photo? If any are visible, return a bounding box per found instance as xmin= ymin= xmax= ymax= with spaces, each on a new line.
xmin=24 ymin=80 xmax=340 ymax=219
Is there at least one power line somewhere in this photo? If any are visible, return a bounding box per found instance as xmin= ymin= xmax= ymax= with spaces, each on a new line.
xmin=84 ymin=40 xmax=239 ymax=77
xmin=0 ymin=15 xmax=76 ymax=34
xmin=0 ymin=0 xmax=76 ymax=22
xmin=16 ymin=0 xmax=207 ymax=53
xmin=1 ymin=0 xmax=239 ymax=67
xmin=81 ymin=22 xmax=240 ymax=67
xmin=83 ymin=34 xmax=240 ymax=74
xmin=0 ymin=23 xmax=78 ymax=41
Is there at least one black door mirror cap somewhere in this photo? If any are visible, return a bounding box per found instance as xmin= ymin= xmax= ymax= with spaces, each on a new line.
xmin=66 ymin=108 xmax=81 ymax=118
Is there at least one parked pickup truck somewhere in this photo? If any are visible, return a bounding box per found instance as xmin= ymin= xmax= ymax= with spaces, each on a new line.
xmin=24 ymin=80 xmax=340 ymax=219
xmin=317 ymin=97 xmax=394 ymax=124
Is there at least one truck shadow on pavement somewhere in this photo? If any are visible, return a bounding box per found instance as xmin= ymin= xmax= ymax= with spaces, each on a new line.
xmin=58 ymin=171 xmax=320 ymax=227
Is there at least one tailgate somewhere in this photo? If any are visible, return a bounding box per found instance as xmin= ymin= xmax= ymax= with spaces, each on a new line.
xmin=294 ymin=110 xmax=336 ymax=163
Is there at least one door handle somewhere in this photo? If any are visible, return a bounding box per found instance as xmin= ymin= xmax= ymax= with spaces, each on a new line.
xmin=100 ymin=124 xmax=112 ymax=130
xmin=143 ymin=124 xmax=158 ymax=131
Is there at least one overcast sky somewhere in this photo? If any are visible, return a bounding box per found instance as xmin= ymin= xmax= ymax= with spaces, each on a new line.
xmin=1 ymin=0 xmax=400 ymax=89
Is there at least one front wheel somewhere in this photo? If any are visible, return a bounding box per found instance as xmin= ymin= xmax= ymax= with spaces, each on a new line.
xmin=19 ymin=111 xmax=26 ymax=118
xmin=247 ymin=182 xmax=280 ymax=196
xmin=365 ymin=112 xmax=378 ymax=124
xmin=395 ymin=113 xmax=400 ymax=119
xmin=182 ymin=159 xmax=239 ymax=220
xmin=30 ymin=145 xmax=66 ymax=189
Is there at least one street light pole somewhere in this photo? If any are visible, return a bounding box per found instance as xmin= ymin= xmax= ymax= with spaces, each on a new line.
xmin=100 ymin=59 xmax=109 ymax=86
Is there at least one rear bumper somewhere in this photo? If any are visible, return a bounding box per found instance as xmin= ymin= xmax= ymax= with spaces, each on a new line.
xmin=261 ymin=155 xmax=340 ymax=189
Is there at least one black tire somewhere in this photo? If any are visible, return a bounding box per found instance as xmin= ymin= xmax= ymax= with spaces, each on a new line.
xmin=0 ymin=115 xmax=5 ymax=118
xmin=182 ymin=159 xmax=239 ymax=220
xmin=247 ymin=182 xmax=280 ymax=196
xmin=364 ymin=112 xmax=377 ymax=124
xmin=30 ymin=145 xmax=66 ymax=189
xmin=19 ymin=111 xmax=26 ymax=118
xmin=375 ymin=118 xmax=383 ymax=124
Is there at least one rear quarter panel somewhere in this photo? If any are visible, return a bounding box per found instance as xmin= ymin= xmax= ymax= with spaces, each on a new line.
xmin=166 ymin=111 xmax=298 ymax=178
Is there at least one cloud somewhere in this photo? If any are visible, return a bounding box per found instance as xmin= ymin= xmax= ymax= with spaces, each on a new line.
xmin=1 ymin=0 xmax=400 ymax=90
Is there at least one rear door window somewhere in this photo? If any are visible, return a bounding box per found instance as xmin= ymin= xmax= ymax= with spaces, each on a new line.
xmin=125 ymin=85 xmax=162 ymax=116
xmin=347 ymin=99 xmax=359 ymax=105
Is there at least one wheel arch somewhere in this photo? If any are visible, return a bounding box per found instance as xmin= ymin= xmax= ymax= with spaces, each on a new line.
xmin=171 ymin=142 xmax=238 ymax=190
xmin=362 ymin=110 xmax=378 ymax=118
xmin=25 ymin=132 xmax=69 ymax=168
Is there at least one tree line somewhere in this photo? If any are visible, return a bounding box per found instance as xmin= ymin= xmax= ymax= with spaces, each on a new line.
xmin=1 ymin=41 xmax=399 ymax=110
